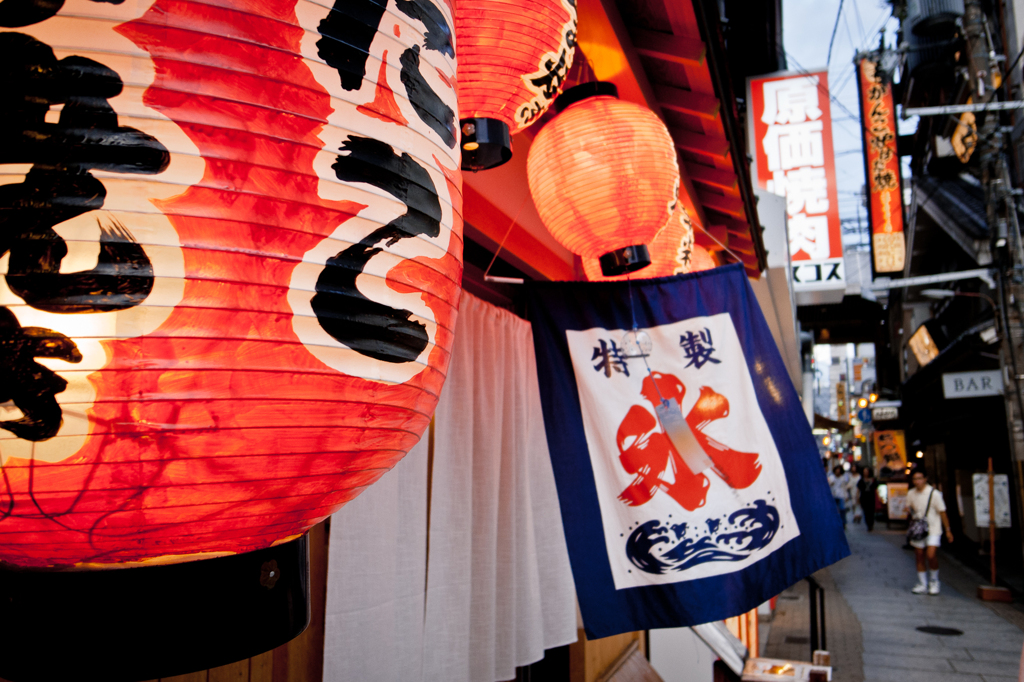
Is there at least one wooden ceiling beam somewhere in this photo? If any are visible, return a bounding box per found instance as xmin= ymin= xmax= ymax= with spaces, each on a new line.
xmin=684 ymin=162 xmax=738 ymax=192
xmin=694 ymin=223 xmax=729 ymax=250
xmin=655 ymin=85 xmax=719 ymax=120
xmin=724 ymin=231 xmax=756 ymax=255
xmin=672 ymin=129 xmax=729 ymax=160
xmin=628 ymin=27 xmax=706 ymax=67
xmin=697 ymin=190 xmax=745 ymax=219
xmin=722 ymin=217 xmax=754 ymax=236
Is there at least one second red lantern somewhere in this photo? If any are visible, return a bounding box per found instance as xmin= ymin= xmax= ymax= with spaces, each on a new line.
xmin=527 ymin=83 xmax=681 ymax=276
xmin=456 ymin=0 xmax=577 ymax=170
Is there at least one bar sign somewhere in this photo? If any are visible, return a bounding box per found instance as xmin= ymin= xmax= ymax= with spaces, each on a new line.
xmin=942 ymin=370 xmax=1004 ymax=399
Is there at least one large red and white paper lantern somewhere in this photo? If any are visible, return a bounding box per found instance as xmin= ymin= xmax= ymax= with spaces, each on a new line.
xmin=526 ymin=83 xmax=680 ymax=276
xmin=0 ymin=0 xmax=461 ymax=568
xmin=456 ymin=0 xmax=577 ymax=169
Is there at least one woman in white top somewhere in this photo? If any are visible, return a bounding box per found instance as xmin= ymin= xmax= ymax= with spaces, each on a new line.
xmin=906 ymin=469 xmax=954 ymax=594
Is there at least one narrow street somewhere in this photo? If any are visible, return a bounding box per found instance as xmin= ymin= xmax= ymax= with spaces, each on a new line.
xmin=766 ymin=525 xmax=1024 ymax=681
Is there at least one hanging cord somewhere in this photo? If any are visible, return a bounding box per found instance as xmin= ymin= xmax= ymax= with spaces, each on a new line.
xmin=694 ymin=223 xmax=748 ymax=265
xmin=626 ymin=276 xmax=668 ymax=406
xmin=482 ymin=195 xmax=529 ymax=284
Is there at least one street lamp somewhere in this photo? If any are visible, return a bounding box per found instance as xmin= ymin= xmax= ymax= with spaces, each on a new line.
xmin=920 ymin=288 xmax=998 ymax=309
xmin=920 ymin=288 xmax=1000 ymax=343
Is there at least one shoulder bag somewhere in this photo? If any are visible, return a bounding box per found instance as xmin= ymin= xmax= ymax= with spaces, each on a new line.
xmin=907 ymin=489 xmax=934 ymax=542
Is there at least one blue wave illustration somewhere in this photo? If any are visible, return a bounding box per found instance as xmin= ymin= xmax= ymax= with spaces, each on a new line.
xmin=625 ymin=500 xmax=780 ymax=575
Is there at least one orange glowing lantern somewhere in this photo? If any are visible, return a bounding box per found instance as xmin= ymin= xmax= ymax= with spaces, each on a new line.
xmin=582 ymin=207 xmax=697 ymax=281
xmin=689 ymin=245 xmax=719 ymax=272
xmin=527 ymin=83 xmax=680 ymax=276
xmin=0 ymin=0 xmax=461 ymax=676
xmin=457 ymin=0 xmax=577 ymax=170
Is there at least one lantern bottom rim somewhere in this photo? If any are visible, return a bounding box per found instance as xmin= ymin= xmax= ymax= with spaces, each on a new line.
xmin=599 ymin=244 xmax=652 ymax=277
xmin=0 ymin=535 xmax=310 ymax=682
xmin=460 ymin=117 xmax=512 ymax=171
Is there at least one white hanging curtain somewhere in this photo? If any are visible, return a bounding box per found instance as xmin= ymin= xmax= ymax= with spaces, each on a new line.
xmin=422 ymin=293 xmax=578 ymax=682
xmin=323 ymin=436 xmax=429 ymax=681
xmin=324 ymin=292 xmax=577 ymax=682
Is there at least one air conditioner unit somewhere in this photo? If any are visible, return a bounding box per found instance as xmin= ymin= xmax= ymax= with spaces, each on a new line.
xmin=907 ymin=0 xmax=964 ymax=36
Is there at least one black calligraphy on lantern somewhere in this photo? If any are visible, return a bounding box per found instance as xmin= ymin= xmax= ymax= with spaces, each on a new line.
xmin=0 ymin=308 xmax=82 ymax=441
xmin=0 ymin=0 xmax=125 ymax=29
xmin=312 ymin=0 xmax=455 ymax=364
xmin=592 ymin=339 xmax=630 ymax=378
xmin=316 ymin=0 xmax=454 ymax=146
xmin=680 ymin=329 xmax=720 ymax=369
xmin=1 ymin=8 xmax=168 ymax=441
xmin=517 ymin=0 xmax=578 ymax=128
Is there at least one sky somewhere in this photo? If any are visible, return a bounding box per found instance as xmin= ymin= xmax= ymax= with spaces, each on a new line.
xmin=782 ymin=0 xmax=906 ymax=252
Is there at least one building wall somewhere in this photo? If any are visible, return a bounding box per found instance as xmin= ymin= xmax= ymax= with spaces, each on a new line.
xmin=650 ymin=628 xmax=715 ymax=682
xmin=569 ymin=630 xmax=646 ymax=682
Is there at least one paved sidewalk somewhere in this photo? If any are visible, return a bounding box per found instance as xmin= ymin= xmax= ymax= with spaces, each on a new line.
xmin=764 ymin=567 xmax=864 ymax=681
xmin=766 ymin=523 xmax=1024 ymax=681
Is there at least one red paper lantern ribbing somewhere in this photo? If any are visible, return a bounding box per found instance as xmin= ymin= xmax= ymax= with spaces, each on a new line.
xmin=457 ymin=0 xmax=577 ymax=170
xmin=527 ymin=83 xmax=680 ymax=276
xmin=0 ymin=0 xmax=461 ymax=675
xmin=583 ymin=207 xmax=697 ymax=281
xmin=0 ymin=0 xmax=461 ymax=568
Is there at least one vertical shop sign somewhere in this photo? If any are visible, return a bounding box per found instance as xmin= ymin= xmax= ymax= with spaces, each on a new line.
xmin=856 ymin=57 xmax=905 ymax=273
xmin=748 ymin=71 xmax=844 ymax=302
xmin=874 ymin=430 xmax=907 ymax=472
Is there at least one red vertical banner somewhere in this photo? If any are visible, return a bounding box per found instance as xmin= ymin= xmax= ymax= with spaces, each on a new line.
xmin=748 ymin=71 xmax=844 ymax=294
xmin=857 ymin=57 xmax=906 ymax=273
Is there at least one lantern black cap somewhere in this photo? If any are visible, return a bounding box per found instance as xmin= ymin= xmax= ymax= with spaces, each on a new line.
xmin=0 ymin=535 xmax=310 ymax=682
xmin=600 ymin=244 xmax=652 ymax=276
xmin=555 ymin=81 xmax=619 ymax=112
xmin=460 ymin=117 xmax=512 ymax=171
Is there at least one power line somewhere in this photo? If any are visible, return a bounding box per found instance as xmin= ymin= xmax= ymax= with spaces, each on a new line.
xmin=852 ymin=0 xmax=867 ymax=46
xmin=842 ymin=6 xmax=857 ymax=59
xmin=859 ymin=7 xmax=891 ymax=50
xmin=784 ymin=50 xmax=876 ymax=139
xmin=827 ymin=0 xmax=847 ymax=67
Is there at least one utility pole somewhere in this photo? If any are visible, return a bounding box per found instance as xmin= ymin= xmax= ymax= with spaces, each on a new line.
xmin=962 ymin=0 xmax=1024 ymax=561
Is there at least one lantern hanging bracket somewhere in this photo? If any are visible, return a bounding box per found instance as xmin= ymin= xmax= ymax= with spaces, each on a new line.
xmin=483 ymin=195 xmax=528 ymax=285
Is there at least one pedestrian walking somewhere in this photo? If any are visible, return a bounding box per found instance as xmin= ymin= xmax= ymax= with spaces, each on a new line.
xmin=857 ymin=466 xmax=879 ymax=531
xmin=830 ymin=465 xmax=850 ymax=528
xmin=906 ymin=468 xmax=954 ymax=594
xmin=848 ymin=467 xmax=863 ymax=523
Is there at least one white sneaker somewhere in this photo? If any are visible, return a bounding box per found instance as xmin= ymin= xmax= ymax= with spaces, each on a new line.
xmin=929 ymin=581 xmax=940 ymax=595
xmin=912 ymin=583 xmax=928 ymax=594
